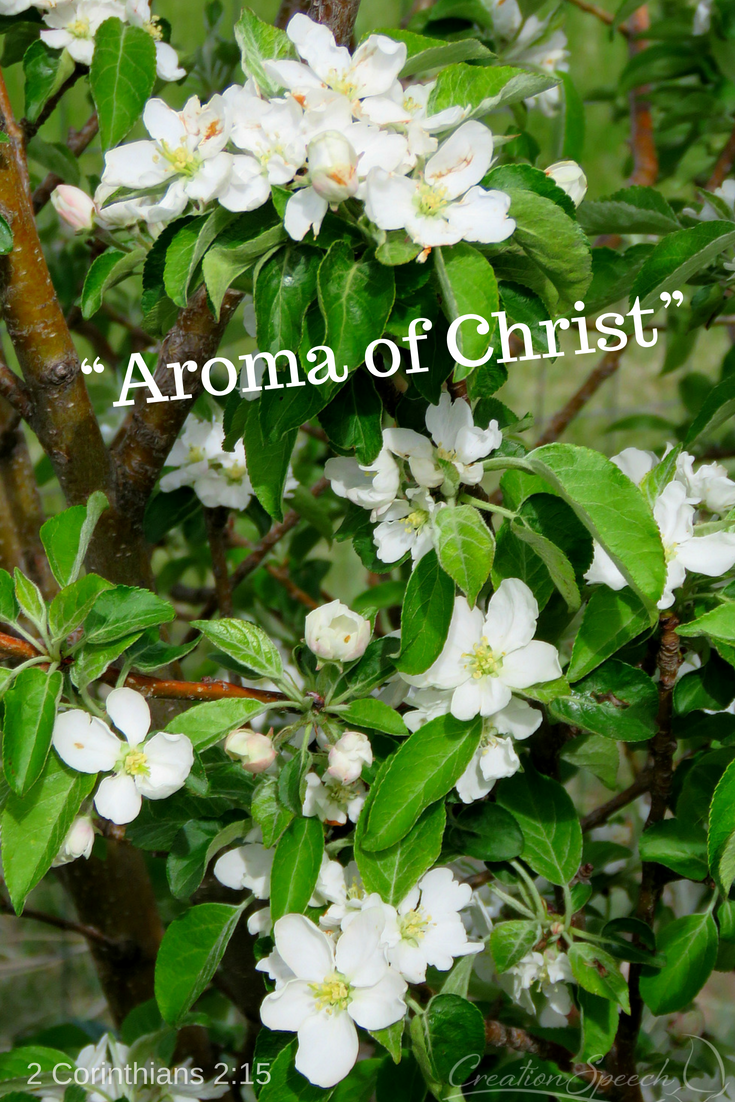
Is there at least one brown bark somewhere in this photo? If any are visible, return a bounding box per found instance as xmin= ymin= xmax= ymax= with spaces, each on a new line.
xmin=627 ymin=8 xmax=658 ymax=187
xmin=535 ymin=351 xmax=623 ymax=446
xmin=0 ymin=397 xmax=54 ymax=593
xmin=306 ymin=0 xmax=362 ymax=44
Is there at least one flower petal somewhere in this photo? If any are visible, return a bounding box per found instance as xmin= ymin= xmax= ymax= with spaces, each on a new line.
xmin=484 ymin=577 xmax=539 ymax=654
xmin=500 ymin=640 xmax=562 ymax=689
xmin=425 ymin=121 xmax=494 ymax=199
xmin=106 ymin=687 xmax=150 ymax=745
xmin=274 ymin=913 xmax=334 ymax=981
xmin=295 ymin=1008 xmax=359 ymax=1088
xmin=135 ymin=732 xmax=193 ymax=799
xmin=335 ymin=906 xmax=386 ymax=985
xmin=676 ymin=531 xmax=735 ymax=577
xmin=260 ymin=980 xmax=316 ymax=1032
xmin=53 ymin=711 xmax=120 ymax=773
xmin=348 ymin=969 xmax=407 ymax=1030
xmin=284 ymin=186 xmax=328 ymax=241
xmin=94 ymin=773 xmax=142 ymax=825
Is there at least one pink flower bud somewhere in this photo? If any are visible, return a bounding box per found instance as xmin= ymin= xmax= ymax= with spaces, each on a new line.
xmin=51 ymin=185 xmax=96 ymax=231
xmin=224 ymin=728 xmax=276 ymax=773
xmin=327 ymin=730 xmax=373 ymax=784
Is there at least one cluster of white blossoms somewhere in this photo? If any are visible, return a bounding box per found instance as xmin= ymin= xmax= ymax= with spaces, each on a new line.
xmin=399 ymin=579 xmax=560 ymax=800
xmin=241 ymin=865 xmax=480 ymax=1087
xmin=326 ymin=392 xmax=503 ymax=563
xmin=584 ymin=447 xmax=735 ymax=609
xmin=52 ymin=687 xmax=194 ymax=825
xmin=487 ymin=0 xmax=569 ymax=116
xmin=52 ymin=13 xmax=518 ymax=250
xmin=0 ymin=0 xmax=185 ymax=78
xmin=497 ymin=946 xmax=574 ymax=1027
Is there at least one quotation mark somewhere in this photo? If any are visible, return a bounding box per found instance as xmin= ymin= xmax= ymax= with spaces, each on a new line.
xmin=81 ymin=357 xmax=106 ymax=375
xmin=660 ymin=291 xmax=684 ymax=308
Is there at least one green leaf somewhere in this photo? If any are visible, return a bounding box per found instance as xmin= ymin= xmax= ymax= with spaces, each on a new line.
xmin=1 ymin=755 xmax=95 ymax=912
xmin=568 ymin=588 xmax=650 ymax=681
xmin=254 ymin=244 xmax=320 ymax=357
xmin=496 ymin=764 xmax=582 ymax=886
xmin=490 ymin=920 xmax=541 ymax=973
xmin=560 ymin=733 xmax=619 ymax=790
xmin=288 ymin=484 xmax=334 ymax=543
xmin=395 ymin=550 xmax=454 ymax=676
xmin=203 ymin=215 xmax=286 ymax=318
xmin=258 ymin=1038 xmax=333 ymax=1102
xmin=639 ymin=913 xmax=718 ymax=1015
xmin=631 ymin=222 xmax=735 ymax=312
xmin=193 ymin=619 xmax=283 ymax=681
xmin=167 ymin=819 xmax=248 ymax=900
xmin=485 ymin=163 xmax=576 ymax=219
xmin=434 ymin=244 xmax=498 ymax=379
xmin=234 ymin=7 xmax=297 ymax=99
xmin=252 ymin=775 xmax=294 ymax=847
xmin=550 ymin=660 xmax=658 ymax=742
xmin=678 ymin=603 xmax=735 ymax=642
xmin=447 ymin=801 xmax=524 ymax=862
xmin=334 ymin=698 xmax=408 ymax=737
xmin=22 ymin=40 xmax=74 ymax=124
xmin=355 ymin=777 xmax=446 ymax=906
xmin=578 ymin=186 xmax=680 ymax=236
xmin=317 ymin=243 xmax=395 ymax=374
xmin=685 ymin=372 xmax=735 ymax=446
xmin=421 ymin=994 xmax=486 ymax=1085
xmin=428 ymin=63 xmax=558 ymax=117
xmin=71 ymin=631 xmax=143 ymax=689
xmin=40 ymin=491 xmax=109 ymax=588
xmin=569 ymin=943 xmax=630 ymax=1014
xmin=434 ymin=505 xmax=494 ymax=606
xmin=528 ymin=444 xmax=665 ymax=613
xmin=81 ymin=247 xmax=146 ymax=319
xmin=155 ymin=902 xmax=244 ymax=1024
xmin=639 ymin=819 xmax=708 ymax=881
xmin=14 ymin=568 xmax=46 ymax=635
xmin=361 ymin=714 xmax=482 ymax=851
xmin=164 ymin=208 xmax=234 ymax=308
xmin=244 ymin=409 xmax=297 ymax=521
xmin=512 ymin=516 xmax=580 ymax=611
xmin=90 ymin=17 xmax=157 ymax=150
xmin=164 ymin=698 xmax=270 ymax=750
xmin=2 ymin=669 xmax=62 ymax=796
xmin=318 ymin=372 xmax=383 ymax=466
xmin=0 ymin=567 xmax=19 ymax=622
xmin=577 ymin=989 xmax=618 ymax=1063
xmin=85 ymin=585 xmax=174 ymax=643
xmin=708 ymin=758 xmax=735 ymax=896
xmin=270 ymin=816 xmax=323 ymax=921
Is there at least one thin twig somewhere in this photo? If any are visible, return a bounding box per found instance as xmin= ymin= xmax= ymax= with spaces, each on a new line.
xmin=534 ymin=350 xmax=623 ymax=446
xmin=266 ymin=563 xmax=320 ymax=610
xmin=0 ymin=355 xmax=32 ymax=421
xmin=0 ymin=893 xmax=116 ymax=948
xmin=21 ymin=65 xmax=86 ymax=144
xmin=707 ymin=125 xmax=735 ymax=191
xmin=627 ymin=7 xmax=658 ymax=187
xmin=580 ymin=768 xmax=653 ymax=832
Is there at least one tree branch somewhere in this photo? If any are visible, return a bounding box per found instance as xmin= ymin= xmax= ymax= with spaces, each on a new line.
xmin=266 ymin=563 xmax=320 ymax=610
xmin=580 ymin=768 xmax=653 ymax=832
xmin=707 ymin=124 xmax=735 ymax=191
xmin=205 ymin=506 xmax=234 ymax=617
xmin=627 ymin=7 xmax=658 ymax=187
xmin=306 ymin=0 xmax=362 ymax=44
xmin=21 ymin=64 xmax=87 ymax=145
xmin=0 ymin=353 xmax=32 ymax=421
xmin=534 ymin=350 xmax=623 ymax=446
xmin=32 ymin=112 xmax=99 ymax=214
xmin=0 ymin=892 xmax=119 ymax=949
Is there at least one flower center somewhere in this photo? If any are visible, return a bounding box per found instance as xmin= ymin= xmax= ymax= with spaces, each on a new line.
xmin=464 ymin=638 xmax=503 ymax=679
xmin=416 ymin=182 xmax=449 ymax=217
xmin=399 ymin=907 xmax=430 ymax=946
xmin=159 ymin=141 xmax=202 ymax=177
xmin=403 ymin=508 xmax=429 ymax=532
xmin=223 ymin=462 xmax=247 ymax=482
xmin=436 ymin=444 xmax=458 ymax=462
xmin=328 ymin=70 xmax=358 ymax=99
xmin=122 ymin=748 xmax=149 ymax=777
xmin=403 ymin=95 xmax=421 ymax=114
xmin=144 ymin=15 xmax=163 ymax=41
xmin=67 ymin=17 xmax=91 ymax=38
xmin=188 ymin=445 xmax=205 ymax=463
xmin=346 ymin=878 xmax=365 ymax=902
xmin=309 ymin=971 xmax=352 ymax=1012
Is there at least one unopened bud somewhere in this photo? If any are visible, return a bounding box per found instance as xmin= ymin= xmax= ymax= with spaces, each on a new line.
xmin=328 ymin=730 xmax=373 ymax=784
xmin=51 ymin=185 xmax=96 ymax=231
xmin=224 ymin=728 xmax=276 ymax=773
xmin=544 ymin=160 xmax=587 ymax=207
xmin=305 ymin=599 xmax=371 ymax=663
xmin=308 ymin=130 xmax=359 ymax=203
xmin=52 ymin=815 xmax=95 ymax=866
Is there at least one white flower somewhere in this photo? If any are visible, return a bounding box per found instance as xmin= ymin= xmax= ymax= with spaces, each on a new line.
xmin=365 ymin=122 xmax=515 ymax=248
xmin=693 ymin=0 xmax=713 ymax=34
xmin=101 ymin=96 xmax=234 ymax=223
xmin=545 ymin=160 xmax=587 ymax=206
xmin=383 ymin=392 xmax=502 ymax=489
xmin=260 ymin=909 xmax=407 ymax=1088
xmin=52 ymin=689 xmax=193 ymax=825
xmin=305 ymin=599 xmax=371 ymax=663
xmin=160 ymin=417 xmax=252 ymax=511
xmin=499 ymin=947 xmax=573 ymax=1025
xmin=247 ymin=905 xmax=272 ymax=936
xmin=214 ymin=827 xmax=273 ymax=897
xmin=675 ymin=452 xmax=735 ymax=514
xmin=506 ymin=18 xmax=569 ymax=117
xmin=308 ymin=129 xmax=359 ymax=202
xmin=161 ymin=418 xmax=218 ymax=489
xmin=373 ymin=487 xmax=444 ymax=564
xmin=52 ymin=815 xmax=95 ymax=867
xmin=317 ymin=861 xmax=371 ymax=929
xmin=402 ymin=582 xmax=562 ymax=721
xmin=124 ymin=0 xmax=185 ymax=81
xmin=455 ymin=697 xmax=541 ymax=803
xmin=611 ymin=446 xmax=658 ymax=486
xmin=51 ymin=185 xmax=96 ymax=231
xmin=360 ymin=79 xmax=467 ymax=154
xmin=324 ymin=448 xmax=400 ymax=519
xmin=41 ymin=2 xmax=123 ymax=66
xmin=266 ymin=14 xmax=407 ymax=110
xmin=654 ymin=480 xmax=735 ymax=609
xmin=224 ymin=729 xmax=276 ymax=774
xmin=327 ymin=730 xmax=373 ymax=784
xmin=303 ymin=771 xmax=366 ymax=825
xmin=404 ymin=686 xmax=455 ymax=732
xmin=382 ymin=868 xmax=482 ymax=984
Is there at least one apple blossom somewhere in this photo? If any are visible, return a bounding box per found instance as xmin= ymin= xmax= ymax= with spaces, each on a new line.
xmin=302 ymin=771 xmax=366 ymax=825
xmin=455 ymin=698 xmax=543 ymax=803
xmin=304 ymin=599 xmax=371 ymax=663
xmin=124 ymin=0 xmax=186 ymax=81
xmin=382 ymin=868 xmax=482 ymax=984
xmin=40 ymin=2 xmax=124 ymax=66
xmin=545 ymin=160 xmax=588 ymax=205
xmin=497 ymin=947 xmax=574 ymax=1027
xmin=401 ymin=581 xmax=562 ymax=721
xmin=373 ymin=487 xmax=445 ymax=564
xmin=213 ymin=827 xmax=273 ymax=897
xmin=324 ymin=448 xmax=400 ymax=518
xmin=260 ymin=909 xmax=407 ymax=1088
xmin=364 ymin=122 xmax=516 ymax=248
xmin=224 ymin=729 xmax=276 ymax=774
xmin=327 ymin=730 xmax=373 ymax=784
xmin=52 ymin=688 xmax=193 ymax=825
xmin=52 ymin=815 xmax=95 ymax=867
xmin=160 ymin=417 xmax=252 ymax=511
xmin=51 ymin=185 xmax=96 ymax=231
xmin=675 ymin=452 xmax=735 ymax=513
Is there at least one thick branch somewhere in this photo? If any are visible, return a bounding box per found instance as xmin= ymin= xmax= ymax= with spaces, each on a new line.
xmin=306 ymin=0 xmax=362 ymax=44
xmin=205 ymin=507 xmax=234 ymax=617
xmin=534 ymin=350 xmax=622 ymax=446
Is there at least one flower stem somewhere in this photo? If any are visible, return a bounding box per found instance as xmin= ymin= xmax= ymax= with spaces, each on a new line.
xmin=460 ymin=494 xmax=516 ymax=519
